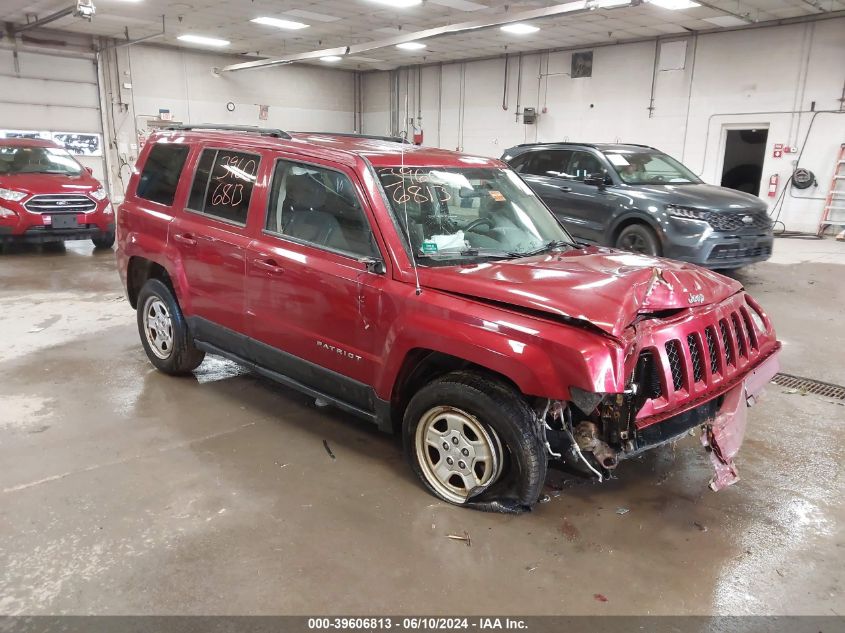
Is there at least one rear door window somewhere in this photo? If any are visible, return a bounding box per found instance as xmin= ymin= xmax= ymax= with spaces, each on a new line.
xmin=567 ymin=151 xmax=604 ymax=181
xmin=265 ymin=160 xmax=377 ymax=258
xmin=186 ymin=148 xmax=260 ymax=225
xmin=136 ymin=144 xmax=190 ymax=206
xmin=522 ymin=150 xmax=573 ymax=178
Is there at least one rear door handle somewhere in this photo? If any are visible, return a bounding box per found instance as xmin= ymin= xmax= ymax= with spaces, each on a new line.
xmin=559 ymin=186 xmax=572 ymax=193
xmin=253 ymin=258 xmax=285 ymax=274
xmin=174 ymin=233 xmax=197 ymax=246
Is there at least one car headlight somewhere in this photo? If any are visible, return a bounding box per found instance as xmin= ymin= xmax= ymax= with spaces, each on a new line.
xmin=0 ymin=187 xmax=26 ymax=202
xmin=666 ymin=204 xmax=709 ymax=221
xmin=90 ymin=187 xmax=108 ymax=201
xmin=748 ymin=306 xmax=766 ymax=331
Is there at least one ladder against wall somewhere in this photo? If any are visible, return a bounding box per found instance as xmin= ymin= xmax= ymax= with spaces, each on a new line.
xmin=818 ymin=143 xmax=845 ymax=237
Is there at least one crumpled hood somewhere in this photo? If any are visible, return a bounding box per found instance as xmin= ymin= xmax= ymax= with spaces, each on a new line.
xmin=419 ymin=247 xmax=742 ymax=337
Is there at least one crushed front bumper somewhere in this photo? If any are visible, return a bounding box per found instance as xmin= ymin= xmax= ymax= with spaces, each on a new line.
xmin=700 ymin=348 xmax=779 ymax=490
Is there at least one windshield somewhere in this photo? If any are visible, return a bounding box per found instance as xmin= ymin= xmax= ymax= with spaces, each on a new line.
xmin=377 ymin=166 xmax=574 ymax=264
xmin=0 ymin=146 xmax=83 ymax=176
xmin=604 ymin=149 xmax=701 ymax=185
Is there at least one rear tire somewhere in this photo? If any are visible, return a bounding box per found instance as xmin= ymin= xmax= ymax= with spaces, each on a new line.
xmin=136 ymin=278 xmax=204 ymax=375
xmin=616 ymin=223 xmax=660 ymax=256
xmin=403 ymin=371 xmax=547 ymax=512
xmin=92 ymin=232 xmax=115 ymax=249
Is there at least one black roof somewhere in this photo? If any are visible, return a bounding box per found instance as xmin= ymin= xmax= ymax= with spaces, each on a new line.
xmin=511 ymin=142 xmax=655 ymax=152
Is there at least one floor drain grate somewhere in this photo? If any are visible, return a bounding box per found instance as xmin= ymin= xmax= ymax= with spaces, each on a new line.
xmin=771 ymin=373 xmax=845 ymax=400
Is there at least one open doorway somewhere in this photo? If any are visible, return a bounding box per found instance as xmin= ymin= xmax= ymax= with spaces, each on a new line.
xmin=720 ymin=128 xmax=768 ymax=196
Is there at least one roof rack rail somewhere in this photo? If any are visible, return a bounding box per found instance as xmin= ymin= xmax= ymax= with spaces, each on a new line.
xmin=164 ymin=124 xmax=291 ymax=139
xmin=293 ymin=132 xmax=411 ymax=144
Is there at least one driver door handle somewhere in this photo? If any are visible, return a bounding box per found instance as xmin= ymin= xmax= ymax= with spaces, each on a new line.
xmin=173 ymin=233 xmax=197 ymax=246
xmin=253 ymin=258 xmax=285 ymax=274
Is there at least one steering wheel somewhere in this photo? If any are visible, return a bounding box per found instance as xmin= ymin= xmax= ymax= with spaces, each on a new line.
xmin=462 ymin=217 xmax=494 ymax=233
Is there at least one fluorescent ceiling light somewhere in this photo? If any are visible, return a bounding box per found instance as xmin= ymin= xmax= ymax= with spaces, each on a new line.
xmin=177 ymin=34 xmax=230 ymax=47
xmin=250 ymin=17 xmax=309 ymax=30
xmin=500 ymin=23 xmax=539 ymax=34
xmin=396 ymin=42 xmax=426 ymax=50
xmin=647 ymin=0 xmax=700 ymax=9
xmin=367 ymin=0 xmax=422 ymax=7
xmin=320 ymin=55 xmax=343 ymax=62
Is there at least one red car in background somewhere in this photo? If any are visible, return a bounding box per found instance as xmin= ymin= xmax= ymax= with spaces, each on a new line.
xmin=0 ymin=138 xmax=115 ymax=248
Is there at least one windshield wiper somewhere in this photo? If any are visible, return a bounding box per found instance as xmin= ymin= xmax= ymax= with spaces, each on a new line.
xmin=508 ymin=239 xmax=572 ymax=258
xmin=416 ymin=247 xmax=514 ymax=260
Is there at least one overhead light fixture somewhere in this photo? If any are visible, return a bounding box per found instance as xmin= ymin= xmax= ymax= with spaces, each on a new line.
xmin=367 ymin=0 xmax=422 ymax=7
xmin=647 ymin=0 xmax=700 ymax=9
xmin=500 ymin=23 xmax=539 ymax=34
xmin=250 ymin=17 xmax=309 ymax=30
xmin=396 ymin=42 xmax=426 ymax=50
xmin=320 ymin=55 xmax=343 ymax=62
xmin=178 ymin=34 xmax=230 ymax=47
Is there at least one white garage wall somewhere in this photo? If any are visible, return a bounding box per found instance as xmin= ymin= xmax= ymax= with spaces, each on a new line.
xmin=100 ymin=44 xmax=356 ymax=201
xmin=126 ymin=46 xmax=355 ymax=134
xmin=363 ymin=16 xmax=845 ymax=233
xmin=0 ymin=47 xmax=106 ymax=181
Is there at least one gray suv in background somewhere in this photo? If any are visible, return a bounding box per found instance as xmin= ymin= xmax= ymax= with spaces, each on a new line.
xmin=502 ymin=142 xmax=774 ymax=269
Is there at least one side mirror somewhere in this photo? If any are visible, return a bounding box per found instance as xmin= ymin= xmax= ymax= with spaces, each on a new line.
xmin=584 ymin=172 xmax=607 ymax=188
xmin=359 ymin=256 xmax=387 ymax=275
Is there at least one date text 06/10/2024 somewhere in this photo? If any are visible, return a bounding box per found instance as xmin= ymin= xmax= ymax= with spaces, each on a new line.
xmin=307 ymin=618 xmax=528 ymax=630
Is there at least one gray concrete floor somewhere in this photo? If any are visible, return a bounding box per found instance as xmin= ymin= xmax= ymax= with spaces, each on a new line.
xmin=0 ymin=237 xmax=843 ymax=616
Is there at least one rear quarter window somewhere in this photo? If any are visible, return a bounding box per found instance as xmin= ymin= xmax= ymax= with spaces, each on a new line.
xmin=136 ymin=143 xmax=190 ymax=207
xmin=186 ymin=148 xmax=260 ymax=225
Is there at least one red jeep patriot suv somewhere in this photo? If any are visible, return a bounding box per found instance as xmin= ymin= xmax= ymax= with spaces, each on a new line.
xmin=0 ymin=138 xmax=115 ymax=248
xmin=116 ymin=125 xmax=780 ymax=513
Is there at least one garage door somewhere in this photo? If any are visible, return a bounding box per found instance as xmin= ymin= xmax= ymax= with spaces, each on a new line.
xmin=0 ymin=48 xmax=106 ymax=183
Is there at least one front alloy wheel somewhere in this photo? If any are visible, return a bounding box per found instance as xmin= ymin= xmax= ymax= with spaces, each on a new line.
xmin=415 ymin=405 xmax=503 ymax=504
xmin=142 ymin=296 xmax=174 ymax=360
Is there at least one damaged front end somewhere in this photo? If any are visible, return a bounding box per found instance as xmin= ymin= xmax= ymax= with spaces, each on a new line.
xmin=539 ymin=292 xmax=781 ymax=490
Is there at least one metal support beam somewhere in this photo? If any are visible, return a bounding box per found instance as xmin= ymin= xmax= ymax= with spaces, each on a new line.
xmin=12 ymin=5 xmax=75 ymax=34
xmin=98 ymin=15 xmax=166 ymax=51
xmin=220 ymin=0 xmax=628 ymax=73
xmin=695 ymin=1 xmax=755 ymax=24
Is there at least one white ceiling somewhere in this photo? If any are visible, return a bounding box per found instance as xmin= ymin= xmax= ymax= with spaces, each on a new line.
xmin=2 ymin=0 xmax=843 ymax=70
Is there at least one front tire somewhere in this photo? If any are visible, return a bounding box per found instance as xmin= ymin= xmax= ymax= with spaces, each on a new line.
xmin=136 ymin=278 xmax=204 ymax=375
xmin=92 ymin=232 xmax=115 ymax=249
xmin=403 ymin=371 xmax=547 ymax=512
xmin=616 ymin=223 xmax=660 ymax=256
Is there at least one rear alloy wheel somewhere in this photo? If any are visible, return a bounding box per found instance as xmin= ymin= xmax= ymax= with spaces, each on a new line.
xmin=136 ymin=278 xmax=205 ymax=375
xmin=92 ymin=232 xmax=115 ymax=249
xmin=403 ymin=371 xmax=547 ymax=512
xmin=616 ymin=223 xmax=660 ymax=256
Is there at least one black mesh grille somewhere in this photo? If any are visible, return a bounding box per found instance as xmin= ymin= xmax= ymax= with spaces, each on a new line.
xmin=707 ymin=210 xmax=772 ymax=232
xmin=720 ymin=319 xmax=734 ymax=366
xmin=635 ymin=350 xmax=662 ymax=399
xmin=686 ymin=334 xmax=703 ymax=383
xmin=732 ymin=313 xmax=747 ymax=358
xmin=665 ymin=340 xmax=684 ymax=391
xmin=705 ymin=327 xmax=719 ymax=375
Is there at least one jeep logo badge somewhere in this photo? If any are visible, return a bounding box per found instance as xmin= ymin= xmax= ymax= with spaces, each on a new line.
xmin=741 ymin=215 xmax=754 ymax=225
xmin=688 ymin=293 xmax=705 ymax=304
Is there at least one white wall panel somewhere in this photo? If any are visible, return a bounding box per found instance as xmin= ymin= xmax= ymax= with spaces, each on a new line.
xmin=363 ymin=17 xmax=845 ymax=233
